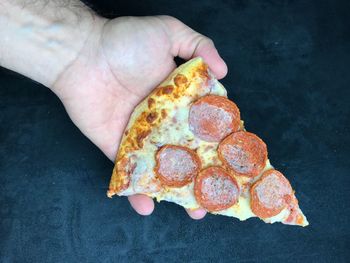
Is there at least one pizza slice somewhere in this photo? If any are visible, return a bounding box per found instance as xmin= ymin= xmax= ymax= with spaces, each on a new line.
xmin=108 ymin=57 xmax=308 ymax=227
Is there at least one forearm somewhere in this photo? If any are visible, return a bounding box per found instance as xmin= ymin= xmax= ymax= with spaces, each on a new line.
xmin=0 ymin=0 xmax=100 ymax=87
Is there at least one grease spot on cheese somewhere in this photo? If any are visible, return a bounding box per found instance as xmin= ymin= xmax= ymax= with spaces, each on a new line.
xmin=136 ymin=130 xmax=151 ymax=148
xmin=162 ymin=85 xmax=174 ymax=94
xmin=174 ymin=74 xmax=188 ymax=87
xmin=161 ymin=109 xmax=167 ymax=119
xmin=146 ymin=112 xmax=158 ymax=123
xmin=148 ymin=98 xmax=155 ymax=108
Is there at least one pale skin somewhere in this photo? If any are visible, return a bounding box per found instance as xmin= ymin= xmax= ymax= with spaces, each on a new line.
xmin=0 ymin=0 xmax=228 ymax=219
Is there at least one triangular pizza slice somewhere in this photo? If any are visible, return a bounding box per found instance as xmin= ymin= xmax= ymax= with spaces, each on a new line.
xmin=108 ymin=57 xmax=308 ymax=226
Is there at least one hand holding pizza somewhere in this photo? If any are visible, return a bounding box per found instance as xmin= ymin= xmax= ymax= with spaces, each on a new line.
xmin=52 ymin=15 xmax=228 ymax=219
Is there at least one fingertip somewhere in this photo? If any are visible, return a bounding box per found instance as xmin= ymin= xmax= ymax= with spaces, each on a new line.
xmin=186 ymin=208 xmax=207 ymax=220
xmin=200 ymin=47 xmax=228 ymax=79
xmin=192 ymin=39 xmax=228 ymax=79
xmin=128 ymin=194 xmax=154 ymax=216
xmin=214 ymin=52 xmax=228 ymax=79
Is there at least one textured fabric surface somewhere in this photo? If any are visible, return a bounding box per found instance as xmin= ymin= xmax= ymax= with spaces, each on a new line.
xmin=1 ymin=0 xmax=349 ymax=262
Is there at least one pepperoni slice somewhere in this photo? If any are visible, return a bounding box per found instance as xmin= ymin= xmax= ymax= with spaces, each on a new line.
xmin=155 ymin=145 xmax=201 ymax=187
xmin=250 ymin=169 xmax=293 ymax=218
xmin=218 ymin=131 xmax=267 ymax=177
xmin=194 ymin=167 xmax=240 ymax=211
xmin=189 ymin=95 xmax=241 ymax=142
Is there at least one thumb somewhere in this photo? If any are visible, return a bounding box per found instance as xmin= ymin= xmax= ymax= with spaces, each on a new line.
xmin=159 ymin=16 xmax=228 ymax=79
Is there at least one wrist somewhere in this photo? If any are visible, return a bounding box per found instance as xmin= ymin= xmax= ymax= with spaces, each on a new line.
xmin=0 ymin=1 xmax=104 ymax=88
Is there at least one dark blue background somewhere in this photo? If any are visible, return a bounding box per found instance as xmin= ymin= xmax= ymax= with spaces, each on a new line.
xmin=1 ymin=0 xmax=349 ymax=262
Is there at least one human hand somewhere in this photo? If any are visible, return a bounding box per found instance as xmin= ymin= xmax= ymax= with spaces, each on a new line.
xmin=53 ymin=15 xmax=228 ymax=219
